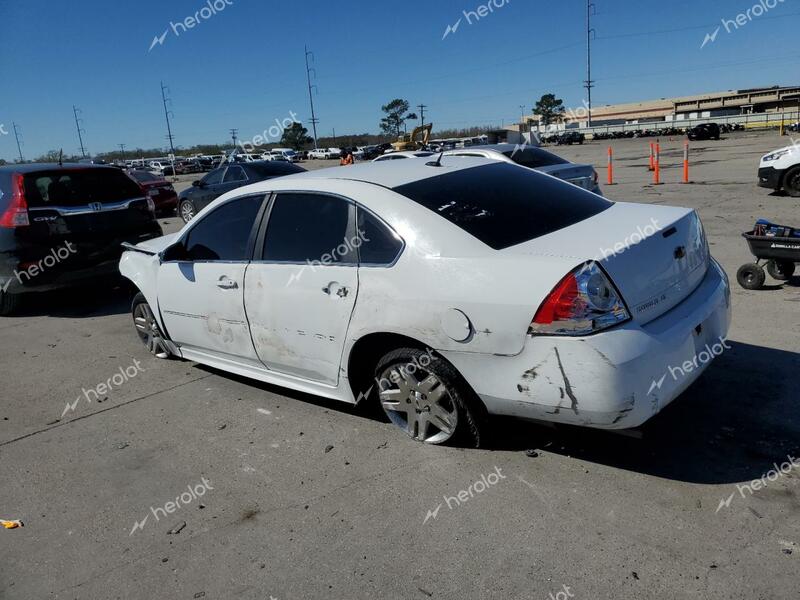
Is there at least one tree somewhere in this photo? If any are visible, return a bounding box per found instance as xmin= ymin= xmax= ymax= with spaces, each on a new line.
xmin=534 ymin=94 xmax=565 ymax=126
xmin=280 ymin=122 xmax=313 ymax=150
xmin=379 ymin=99 xmax=417 ymax=137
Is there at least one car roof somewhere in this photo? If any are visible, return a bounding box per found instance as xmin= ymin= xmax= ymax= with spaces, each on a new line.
xmin=279 ymin=155 xmax=494 ymax=188
xmin=0 ymin=162 xmax=119 ymax=173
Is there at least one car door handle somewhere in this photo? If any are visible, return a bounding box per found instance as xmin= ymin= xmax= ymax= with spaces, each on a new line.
xmin=217 ymin=276 xmax=238 ymax=290
xmin=322 ymin=282 xmax=349 ymax=298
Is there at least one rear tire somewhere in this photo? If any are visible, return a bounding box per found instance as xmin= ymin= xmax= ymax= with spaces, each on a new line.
xmin=736 ymin=263 xmax=766 ymax=290
xmin=782 ymin=166 xmax=800 ymax=198
xmin=767 ymin=260 xmax=796 ymax=281
xmin=374 ymin=347 xmax=485 ymax=447
xmin=0 ymin=291 xmax=21 ymax=316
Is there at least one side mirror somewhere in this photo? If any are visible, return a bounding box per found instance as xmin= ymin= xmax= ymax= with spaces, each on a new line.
xmin=161 ymin=241 xmax=189 ymax=263
xmin=192 ymin=180 xmax=202 ymax=187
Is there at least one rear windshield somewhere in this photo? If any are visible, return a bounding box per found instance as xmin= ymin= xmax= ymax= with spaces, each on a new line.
xmin=23 ymin=168 xmax=143 ymax=207
xmin=393 ymin=163 xmax=612 ymax=250
xmin=129 ymin=170 xmax=161 ymax=183
xmin=501 ymin=147 xmax=568 ymax=169
xmin=246 ymin=162 xmax=305 ymax=177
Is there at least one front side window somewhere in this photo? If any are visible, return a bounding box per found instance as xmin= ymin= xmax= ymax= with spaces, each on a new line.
xmin=262 ymin=193 xmax=356 ymax=265
xmin=183 ymin=195 xmax=264 ymax=261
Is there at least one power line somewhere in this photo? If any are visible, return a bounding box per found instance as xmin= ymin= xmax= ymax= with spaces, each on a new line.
xmin=12 ymin=122 xmax=24 ymax=163
xmin=73 ymin=105 xmax=87 ymax=158
xmin=305 ymin=45 xmax=320 ymax=150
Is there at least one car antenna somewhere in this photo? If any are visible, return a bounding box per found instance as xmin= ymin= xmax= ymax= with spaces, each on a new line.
xmin=58 ymin=149 xmax=63 ymax=167
xmin=426 ymin=151 xmax=445 ymax=167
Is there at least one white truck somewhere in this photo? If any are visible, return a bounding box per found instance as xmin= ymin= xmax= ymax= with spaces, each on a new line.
xmin=758 ymin=141 xmax=800 ymax=197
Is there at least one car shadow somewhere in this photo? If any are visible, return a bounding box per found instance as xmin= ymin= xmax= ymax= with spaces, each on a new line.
xmin=484 ymin=340 xmax=800 ymax=485
xmin=4 ymin=280 xmax=133 ymax=319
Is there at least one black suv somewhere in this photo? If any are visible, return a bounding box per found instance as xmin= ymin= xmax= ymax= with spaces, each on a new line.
xmin=0 ymin=163 xmax=163 ymax=315
xmin=556 ymin=131 xmax=585 ymax=145
xmin=177 ymin=160 xmax=305 ymax=223
xmin=687 ymin=123 xmax=721 ymax=141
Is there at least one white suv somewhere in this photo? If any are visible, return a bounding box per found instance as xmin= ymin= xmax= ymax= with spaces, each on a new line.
xmin=758 ymin=141 xmax=800 ymax=197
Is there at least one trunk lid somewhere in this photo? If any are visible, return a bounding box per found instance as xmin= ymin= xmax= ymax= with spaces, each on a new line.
xmin=505 ymin=202 xmax=709 ymax=324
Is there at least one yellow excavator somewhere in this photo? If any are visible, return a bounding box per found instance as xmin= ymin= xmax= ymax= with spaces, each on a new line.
xmin=391 ymin=123 xmax=432 ymax=152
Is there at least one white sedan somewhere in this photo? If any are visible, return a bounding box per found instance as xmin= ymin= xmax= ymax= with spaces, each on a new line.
xmin=120 ymin=157 xmax=731 ymax=446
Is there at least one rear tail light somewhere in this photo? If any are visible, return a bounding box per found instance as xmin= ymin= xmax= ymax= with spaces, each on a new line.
xmin=529 ymin=261 xmax=630 ymax=336
xmin=0 ymin=173 xmax=30 ymax=228
xmin=146 ymin=196 xmax=156 ymax=213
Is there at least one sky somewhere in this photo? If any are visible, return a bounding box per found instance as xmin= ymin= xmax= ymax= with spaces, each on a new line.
xmin=1 ymin=0 xmax=799 ymax=160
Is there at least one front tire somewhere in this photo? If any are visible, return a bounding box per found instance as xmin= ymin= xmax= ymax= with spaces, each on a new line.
xmin=782 ymin=166 xmax=800 ymax=197
xmin=737 ymin=263 xmax=766 ymax=290
xmin=374 ymin=347 xmax=484 ymax=447
xmin=131 ymin=292 xmax=171 ymax=358
xmin=179 ymin=200 xmax=196 ymax=223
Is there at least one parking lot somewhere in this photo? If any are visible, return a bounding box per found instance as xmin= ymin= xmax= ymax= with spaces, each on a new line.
xmin=1 ymin=131 xmax=799 ymax=600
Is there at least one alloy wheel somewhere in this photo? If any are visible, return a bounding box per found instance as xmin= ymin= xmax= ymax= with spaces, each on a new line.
xmin=180 ymin=201 xmax=196 ymax=223
xmin=133 ymin=302 xmax=170 ymax=359
xmin=378 ymin=364 xmax=458 ymax=444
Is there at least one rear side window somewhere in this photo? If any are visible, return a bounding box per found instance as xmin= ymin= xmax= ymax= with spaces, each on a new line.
xmin=246 ymin=162 xmax=305 ymax=178
xmin=393 ymin=163 xmax=612 ymax=250
xmin=357 ymin=209 xmax=403 ymax=265
xmin=183 ymin=195 xmax=264 ymax=261
xmin=262 ymin=193 xmax=356 ymax=264
xmin=501 ymin=148 xmax=568 ymax=169
xmin=23 ymin=168 xmax=142 ymax=207
xmin=129 ymin=170 xmax=161 ymax=183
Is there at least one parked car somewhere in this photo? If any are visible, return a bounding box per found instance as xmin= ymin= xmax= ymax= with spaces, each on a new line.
xmin=758 ymin=143 xmax=800 ymax=197
xmin=556 ymin=131 xmax=585 ymax=145
xmin=177 ymin=160 xmax=305 ymax=223
xmin=120 ymin=157 xmax=730 ymax=447
xmin=0 ymin=163 xmax=162 ymax=315
xmin=309 ymin=148 xmax=341 ymax=159
xmin=687 ymin=123 xmax=721 ymax=141
xmin=127 ymin=169 xmax=178 ymax=216
xmin=372 ymin=151 xmax=435 ymax=162
xmin=270 ymin=148 xmax=300 ymax=162
xmin=148 ymin=161 xmax=167 ymax=173
xmin=443 ymin=144 xmax=601 ymax=194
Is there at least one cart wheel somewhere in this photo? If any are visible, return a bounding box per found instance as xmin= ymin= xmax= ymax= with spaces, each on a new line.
xmin=737 ymin=263 xmax=766 ymax=290
xmin=766 ymin=260 xmax=796 ymax=281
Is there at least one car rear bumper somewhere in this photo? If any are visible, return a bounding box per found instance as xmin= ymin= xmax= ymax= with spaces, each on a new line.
xmin=757 ymin=166 xmax=783 ymax=190
xmin=441 ymin=259 xmax=731 ymax=430
xmin=0 ymin=228 xmax=162 ymax=294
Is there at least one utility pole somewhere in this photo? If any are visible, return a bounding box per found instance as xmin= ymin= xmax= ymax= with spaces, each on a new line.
xmin=73 ymin=105 xmax=87 ymax=158
xmin=519 ymin=105 xmax=526 ymax=135
xmin=230 ymin=128 xmax=239 ymax=148
xmin=417 ymin=104 xmax=427 ymax=128
xmin=160 ymin=81 xmax=177 ymax=177
xmin=118 ymin=143 xmax=127 ymax=161
xmin=12 ymin=122 xmax=24 ymax=163
xmin=304 ymin=45 xmax=320 ymax=150
xmin=332 ymin=128 xmax=337 ymax=146
xmin=585 ymin=0 xmax=596 ymax=128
